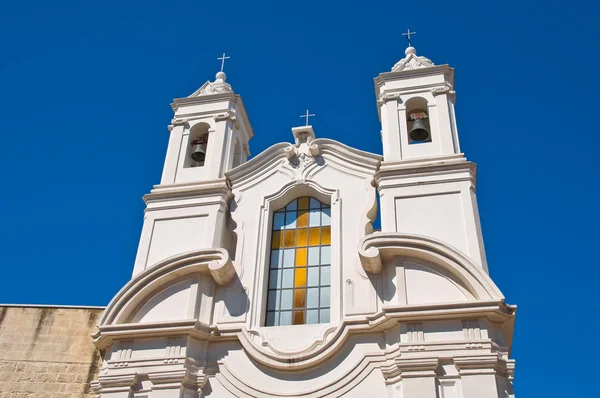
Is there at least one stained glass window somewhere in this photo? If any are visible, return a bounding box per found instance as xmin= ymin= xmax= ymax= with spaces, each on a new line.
xmin=265 ymin=197 xmax=331 ymax=326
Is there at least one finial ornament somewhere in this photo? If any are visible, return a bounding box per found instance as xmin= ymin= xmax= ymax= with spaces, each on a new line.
xmin=402 ymin=29 xmax=416 ymax=47
xmin=300 ymin=110 xmax=315 ymax=126
xmin=217 ymin=53 xmax=230 ymax=72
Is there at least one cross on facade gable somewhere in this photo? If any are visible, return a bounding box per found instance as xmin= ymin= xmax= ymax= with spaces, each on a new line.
xmin=217 ymin=53 xmax=230 ymax=72
xmin=300 ymin=110 xmax=315 ymax=126
xmin=402 ymin=29 xmax=417 ymax=46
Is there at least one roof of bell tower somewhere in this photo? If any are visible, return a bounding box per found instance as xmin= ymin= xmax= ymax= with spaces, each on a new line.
xmin=188 ymin=71 xmax=233 ymax=97
xmin=391 ymin=46 xmax=435 ymax=72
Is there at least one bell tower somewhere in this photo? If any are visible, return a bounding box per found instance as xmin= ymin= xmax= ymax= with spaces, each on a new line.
xmin=375 ymin=45 xmax=459 ymax=161
xmin=161 ymin=70 xmax=253 ymax=184
xmin=375 ymin=42 xmax=488 ymax=270
xmin=131 ymin=68 xmax=254 ymax=276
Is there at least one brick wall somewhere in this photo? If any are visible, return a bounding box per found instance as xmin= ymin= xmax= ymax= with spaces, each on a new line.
xmin=0 ymin=305 xmax=104 ymax=398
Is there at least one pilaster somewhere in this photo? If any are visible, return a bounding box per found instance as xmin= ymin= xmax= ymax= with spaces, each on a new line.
xmin=454 ymin=355 xmax=511 ymax=398
xmin=395 ymin=357 xmax=439 ymax=398
xmin=161 ymin=123 xmax=185 ymax=185
xmin=91 ymin=373 xmax=138 ymax=398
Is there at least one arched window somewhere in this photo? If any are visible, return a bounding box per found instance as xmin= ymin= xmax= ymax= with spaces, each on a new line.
xmin=265 ymin=197 xmax=331 ymax=326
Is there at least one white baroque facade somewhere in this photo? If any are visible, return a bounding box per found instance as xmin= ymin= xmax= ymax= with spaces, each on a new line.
xmin=92 ymin=46 xmax=516 ymax=398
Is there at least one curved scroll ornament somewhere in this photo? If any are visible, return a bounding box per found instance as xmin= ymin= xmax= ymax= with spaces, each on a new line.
xmin=284 ymin=142 xmax=322 ymax=184
xmin=99 ymin=248 xmax=235 ymax=327
xmin=358 ymin=232 xmax=504 ymax=300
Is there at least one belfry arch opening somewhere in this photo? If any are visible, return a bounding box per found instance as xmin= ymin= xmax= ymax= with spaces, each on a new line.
xmin=406 ymin=97 xmax=432 ymax=144
xmin=185 ymin=122 xmax=210 ymax=168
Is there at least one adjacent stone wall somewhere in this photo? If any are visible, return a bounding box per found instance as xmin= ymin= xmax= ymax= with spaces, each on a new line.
xmin=0 ymin=305 xmax=104 ymax=398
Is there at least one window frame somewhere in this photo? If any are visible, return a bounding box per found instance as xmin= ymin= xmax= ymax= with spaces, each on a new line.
xmin=252 ymin=183 xmax=339 ymax=329
xmin=265 ymin=196 xmax=332 ymax=327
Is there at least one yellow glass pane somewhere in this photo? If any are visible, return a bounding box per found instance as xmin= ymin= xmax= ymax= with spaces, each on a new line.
xmin=308 ymin=228 xmax=321 ymax=246
xmin=297 ymin=229 xmax=308 ymax=246
xmin=321 ymin=226 xmax=331 ymax=245
xmin=298 ymin=197 xmax=309 ymax=210
xmin=271 ymin=231 xmax=282 ymax=249
xmin=296 ymin=248 xmax=307 ymax=266
xmin=293 ymin=310 xmax=305 ymax=325
xmin=295 ymin=268 xmax=307 ymax=287
xmin=284 ymin=230 xmax=296 ymax=247
xmin=297 ymin=210 xmax=309 ymax=228
xmin=293 ymin=290 xmax=306 ymax=309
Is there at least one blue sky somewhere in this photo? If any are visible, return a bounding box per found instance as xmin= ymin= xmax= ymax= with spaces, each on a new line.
xmin=1 ymin=0 xmax=598 ymax=395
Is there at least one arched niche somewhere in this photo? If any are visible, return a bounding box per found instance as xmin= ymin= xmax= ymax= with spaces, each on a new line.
xmin=184 ymin=122 xmax=210 ymax=168
xmin=405 ymin=96 xmax=432 ymax=144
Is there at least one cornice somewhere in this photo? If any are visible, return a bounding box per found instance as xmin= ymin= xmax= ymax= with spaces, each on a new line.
xmin=225 ymin=142 xmax=290 ymax=187
xmin=171 ymin=92 xmax=239 ymax=112
xmin=226 ymin=138 xmax=381 ymax=190
xmin=144 ymin=179 xmax=232 ymax=204
xmin=374 ymin=64 xmax=454 ymax=88
xmin=230 ymin=299 xmax=513 ymax=371
xmin=454 ymin=354 xmax=515 ymax=377
xmin=375 ymin=155 xmax=477 ymax=189
xmin=93 ymin=299 xmax=514 ymax=374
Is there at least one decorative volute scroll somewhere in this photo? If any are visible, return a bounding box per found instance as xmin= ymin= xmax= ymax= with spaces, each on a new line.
xmin=358 ymin=232 xmax=504 ymax=300
xmin=391 ymin=46 xmax=435 ymax=72
xmin=97 ymin=248 xmax=234 ymax=330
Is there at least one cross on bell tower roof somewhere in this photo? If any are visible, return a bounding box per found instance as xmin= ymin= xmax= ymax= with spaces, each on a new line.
xmin=402 ymin=29 xmax=416 ymax=47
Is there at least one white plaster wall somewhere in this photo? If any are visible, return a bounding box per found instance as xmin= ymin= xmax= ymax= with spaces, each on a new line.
xmin=378 ymin=163 xmax=488 ymax=270
xmin=145 ymin=216 xmax=209 ymax=267
xmin=131 ymin=279 xmax=194 ymax=323
xmin=132 ymin=198 xmax=228 ymax=276
xmin=404 ymin=262 xmax=470 ymax=305
xmin=395 ymin=193 xmax=468 ymax=255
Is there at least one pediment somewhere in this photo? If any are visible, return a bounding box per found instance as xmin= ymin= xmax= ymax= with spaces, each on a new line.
xmin=188 ymin=80 xmax=233 ymax=97
xmin=225 ymin=138 xmax=381 ymax=191
xmin=391 ymin=47 xmax=435 ymax=72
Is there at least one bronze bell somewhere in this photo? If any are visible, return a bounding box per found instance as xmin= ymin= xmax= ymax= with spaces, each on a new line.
xmin=191 ymin=140 xmax=206 ymax=162
xmin=409 ymin=118 xmax=430 ymax=142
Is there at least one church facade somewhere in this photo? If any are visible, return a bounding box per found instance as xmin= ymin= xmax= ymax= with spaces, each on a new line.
xmin=90 ymin=45 xmax=516 ymax=397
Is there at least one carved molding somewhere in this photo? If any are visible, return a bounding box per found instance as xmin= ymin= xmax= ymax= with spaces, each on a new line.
xmin=194 ymin=80 xmax=233 ymax=96
xmin=392 ymin=53 xmax=434 ymax=72
xmin=431 ymin=83 xmax=456 ymax=97
xmin=171 ymin=118 xmax=188 ymax=127
xmin=377 ymin=92 xmax=402 ymax=106
xmin=213 ymin=110 xmax=240 ymax=129
xmin=357 ymin=232 xmax=503 ymax=300
xmin=96 ymin=248 xmax=235 ymax=335
xmin=91 ymin=372 xmax=139 ymax=395
xmin=395 ymin=357 xmax=439 ymax=377
xmin=454 ymin=354 xmax=515 ymax=378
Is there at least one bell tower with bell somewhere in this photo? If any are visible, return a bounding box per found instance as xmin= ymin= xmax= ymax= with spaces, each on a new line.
xmin=374 ymin=34 xmax=489 ymax=271
xmin=375 ymin=30 xmax=459 ymax=161
xmin=160 ymin=69 xmax=253 ymax=184
xmin=130 ymin=58 xmax=254 ymax=276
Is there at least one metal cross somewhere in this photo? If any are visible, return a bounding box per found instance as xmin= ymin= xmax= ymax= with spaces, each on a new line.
xmin=300 ymin=110 xmax=315 ymax=126
xmin=217 ymin=53 xmax=230 ymax=72
xmin=402 ymin=29 xmax=417 ymax=46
